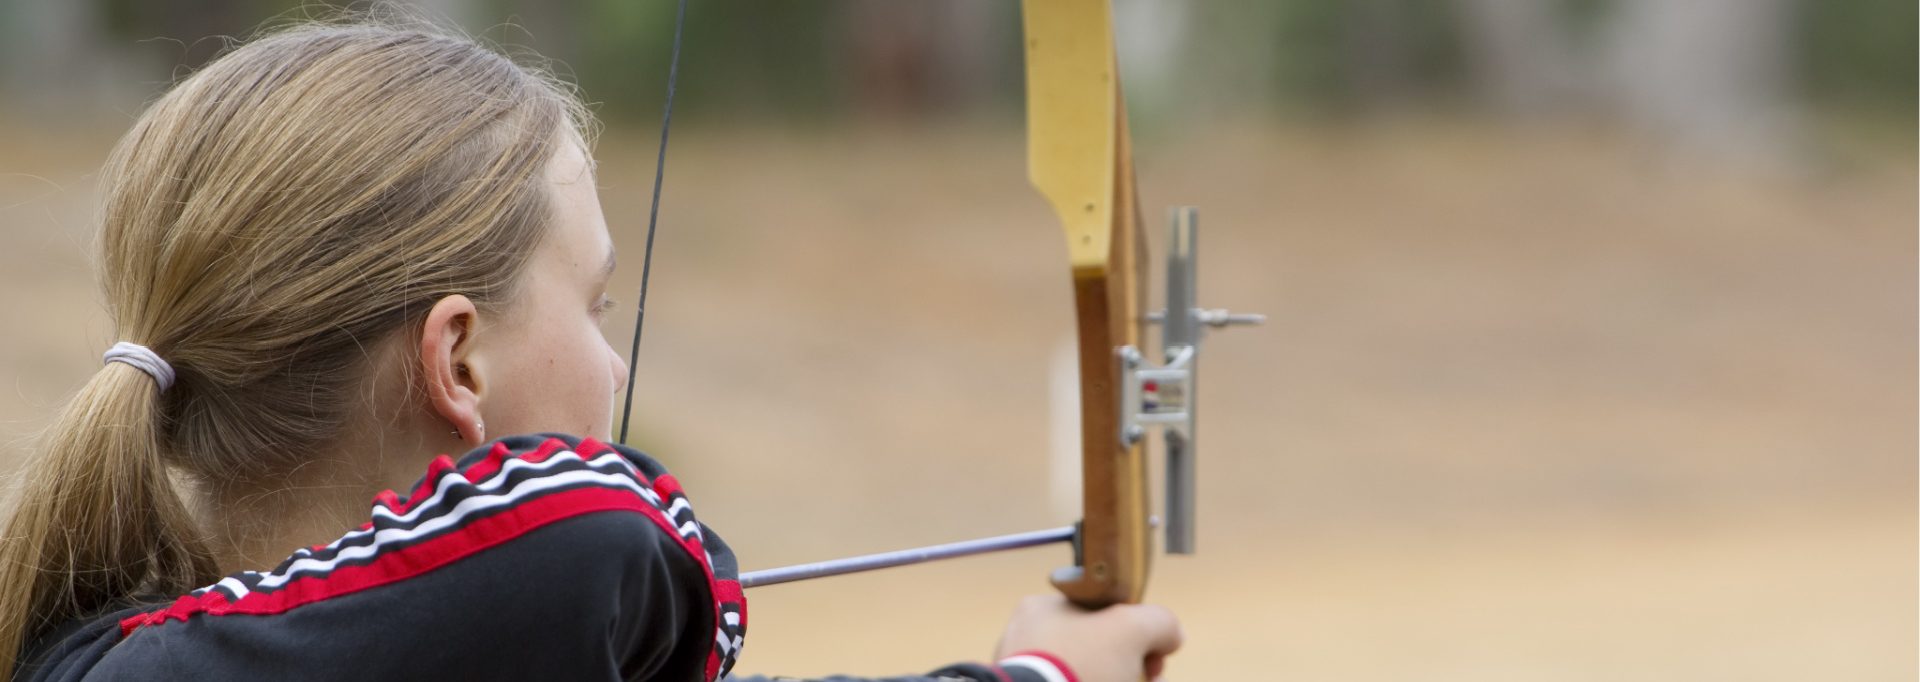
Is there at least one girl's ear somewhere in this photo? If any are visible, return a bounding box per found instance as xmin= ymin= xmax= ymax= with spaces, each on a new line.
xmin=420 ymin=295 xmax=486 ymax=444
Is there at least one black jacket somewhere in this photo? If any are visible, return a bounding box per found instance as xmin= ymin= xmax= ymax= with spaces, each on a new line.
xmin=17 ymin=434 xmax=1068 ymax=682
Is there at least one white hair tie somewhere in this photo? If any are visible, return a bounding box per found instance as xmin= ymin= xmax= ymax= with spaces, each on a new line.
xmin=103 ymin=341 xmax=176 ymax=392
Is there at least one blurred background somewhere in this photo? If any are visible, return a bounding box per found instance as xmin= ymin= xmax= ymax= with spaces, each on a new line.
xmin=1 ymin=0 xmax=1913 ymax=679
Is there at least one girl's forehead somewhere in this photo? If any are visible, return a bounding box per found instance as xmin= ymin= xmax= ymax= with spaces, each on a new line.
xmin=540 ymin=143 xmax=613 ymax=272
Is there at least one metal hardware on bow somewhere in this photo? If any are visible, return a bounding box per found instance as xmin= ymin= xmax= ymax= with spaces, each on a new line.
xmin=619 ymin=0 xmax=1261 ymax=610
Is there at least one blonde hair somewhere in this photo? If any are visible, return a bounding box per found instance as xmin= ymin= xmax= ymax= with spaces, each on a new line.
xmin=0 ymin=20 xmax=591 ymax=672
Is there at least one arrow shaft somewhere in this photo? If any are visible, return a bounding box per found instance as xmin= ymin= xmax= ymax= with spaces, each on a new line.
xmin=740 ymin=526 xmax=1078 ymax=588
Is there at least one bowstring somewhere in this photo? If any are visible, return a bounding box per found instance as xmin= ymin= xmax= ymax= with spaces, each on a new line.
xmin=619 ymin=0 xmax=690 ymax=445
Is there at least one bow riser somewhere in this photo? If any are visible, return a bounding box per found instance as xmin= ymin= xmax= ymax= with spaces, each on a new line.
xmin=1023 ymin=0 xmax=1153 ymax=609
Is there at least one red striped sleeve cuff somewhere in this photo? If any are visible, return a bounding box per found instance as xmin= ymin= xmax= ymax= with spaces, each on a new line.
xmin=996 ymin=650 xmax=1077 ymax=682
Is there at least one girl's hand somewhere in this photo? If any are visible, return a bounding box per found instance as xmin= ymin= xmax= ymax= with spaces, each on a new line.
xmin=992 ymin=594 xmax=1185 ymax=682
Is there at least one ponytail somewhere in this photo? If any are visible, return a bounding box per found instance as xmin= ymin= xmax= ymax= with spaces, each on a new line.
xmin=0 ymin=17 xmax=586 ymax=676
xmin=0 ymin=361 xmax=218 ymax=674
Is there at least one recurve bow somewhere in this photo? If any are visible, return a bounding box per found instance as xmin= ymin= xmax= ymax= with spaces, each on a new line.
xmin=620 ymin=0 xmax=1260 ymax=613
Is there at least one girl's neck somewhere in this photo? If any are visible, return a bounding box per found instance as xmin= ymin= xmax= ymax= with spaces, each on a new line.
xmin=198 ymin=432 xmax=447 ymax=576
xmin=202 ymin=475 xmax=373 ymax=575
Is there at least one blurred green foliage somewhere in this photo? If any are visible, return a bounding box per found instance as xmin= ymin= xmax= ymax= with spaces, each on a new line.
xmin=15 ymin=0 xmax=1917 ymax=122
xmin=1801 ymin=0 xmax=1917 ymax=114
xmin=576 ymin=0 xmax=847 ymax=119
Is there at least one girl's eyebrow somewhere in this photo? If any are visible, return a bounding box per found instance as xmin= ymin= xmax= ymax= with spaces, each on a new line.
xmin=600 ymin=250 xmax=617 ymax=279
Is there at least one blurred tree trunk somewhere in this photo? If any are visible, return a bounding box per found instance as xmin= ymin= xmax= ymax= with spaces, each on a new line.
xmin=1600 ymin=0 xmax=1802 ymax=162
xmin=1186 ymin=3 xmax=1291 ymax=119
xmin=1452 ymin=0 xmax=1584 ymax=118
xmin=1116 ymin=0 xmax=1194 ymax=128
xmin=842 ymin=0 xmax=1001 ymax=120
xmin=1341 ymin=0 xmax=1421 ymax=110
xmin=500 ymin=0 xmax=585 ymax=79
xmin=139 ymin=0 xmax=251 ymax=67
xmin=0 ymin=0 xmax=117 ymax=124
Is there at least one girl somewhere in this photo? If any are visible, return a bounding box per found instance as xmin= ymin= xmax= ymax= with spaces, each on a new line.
xmin=0 ymin=20 xmax=1181 ymax=682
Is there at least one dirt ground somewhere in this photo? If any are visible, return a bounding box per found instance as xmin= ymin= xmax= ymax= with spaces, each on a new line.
xmin=1 ymin=119 xmax=1913 ymax=679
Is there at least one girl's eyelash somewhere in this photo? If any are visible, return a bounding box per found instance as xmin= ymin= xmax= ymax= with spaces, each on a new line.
xmin=593 ymin=296 xmax=618 ymax=314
